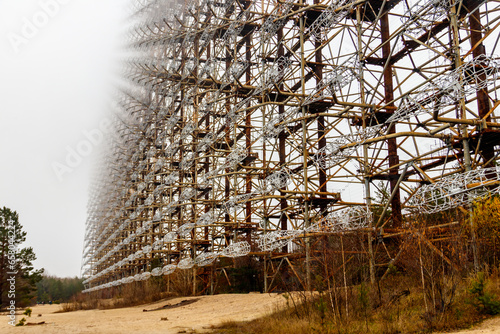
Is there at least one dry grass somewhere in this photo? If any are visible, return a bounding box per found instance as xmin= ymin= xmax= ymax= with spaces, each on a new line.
xmin=57 ymin=278 xmax=176 ymax=312
xmin=212 ymin=272 xmax=500 ymax=334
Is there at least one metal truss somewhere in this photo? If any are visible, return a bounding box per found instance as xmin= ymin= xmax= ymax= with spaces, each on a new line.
xmin=82 ymin=0 xmax=500 ymax=293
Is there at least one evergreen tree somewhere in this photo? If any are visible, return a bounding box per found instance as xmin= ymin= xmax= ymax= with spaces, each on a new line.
xmin=0 ymin=207 xmax=43 ymax=308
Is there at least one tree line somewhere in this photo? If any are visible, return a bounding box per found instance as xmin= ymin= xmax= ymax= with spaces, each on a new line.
xmin=36 ymin=276 xmax=83 ymax=304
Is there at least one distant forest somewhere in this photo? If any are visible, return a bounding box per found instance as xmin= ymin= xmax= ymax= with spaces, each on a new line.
xmin=36 ymin=276 xmax=83 ymax=303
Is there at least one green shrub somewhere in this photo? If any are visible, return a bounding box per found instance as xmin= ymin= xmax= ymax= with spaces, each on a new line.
xmin=315 ymin=296 xmax=327 ymax=326
xmin=23 ymin=307 xmax=32 ymax=317
xmin=16 ymin=318 xmax=26 ymax=326
xmin=468 ymin=272 xmax=500 ymax=315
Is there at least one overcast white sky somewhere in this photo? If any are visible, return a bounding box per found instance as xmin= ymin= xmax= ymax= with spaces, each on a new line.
xmin=0 ymin=0 xmax=130 ymax=277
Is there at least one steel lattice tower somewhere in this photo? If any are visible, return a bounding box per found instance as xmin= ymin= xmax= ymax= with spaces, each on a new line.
xmin=82 ymin=0 xmax=500 ymax=293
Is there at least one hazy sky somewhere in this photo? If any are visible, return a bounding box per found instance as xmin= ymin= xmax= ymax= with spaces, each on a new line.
xmin=0 ymin=0 xmax=130 ymax=277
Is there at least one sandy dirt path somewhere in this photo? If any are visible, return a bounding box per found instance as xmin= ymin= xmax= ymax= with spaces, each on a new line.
xmin=0 ymin=293 xmax=287 ymax=334
xmin=437 ymin=317 xmax=500 ymax=334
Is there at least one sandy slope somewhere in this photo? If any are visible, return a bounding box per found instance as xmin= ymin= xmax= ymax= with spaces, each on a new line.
xmin=0 ymin=293 xmax=287 ymax=334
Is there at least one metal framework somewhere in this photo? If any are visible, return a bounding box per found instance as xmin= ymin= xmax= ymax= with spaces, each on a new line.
xmin=82 ymin=0 xmax=500 ymax=293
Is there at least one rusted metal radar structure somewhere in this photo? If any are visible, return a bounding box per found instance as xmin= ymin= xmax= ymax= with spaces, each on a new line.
xmin=82 ymin=0 xmax=500 ymax=293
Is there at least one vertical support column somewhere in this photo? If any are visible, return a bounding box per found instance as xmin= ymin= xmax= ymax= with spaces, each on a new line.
xmin=204 ymin=34 xmax=214 ymax=294
xmin=193 ymin=267 xmax=197 ymax=296
xmin=264 ymin=218 xmax=268 ymax=293
xmin=277 ymin=27 xmax=289 ymax=252
xmin=210 ymin=262 xmax=214 ymax=295
xmin=224 ymin=37 xmax=231 ymax=240
xmin=380 ymin=13 xmax=402 ymax=228
xmin=356 ymin=6 xmax=376 ymax=285
xmin=299 ymin=0 xmax=311 ymax=291
xmin=449 ymin=4 xmax=477 ymax=271
xmin=245 ymin=32 xmax=252 ymax=240
xmin=469 ymin=9 xmax=494 ymax=167
xmin=192 ymin=24 xmax=201 ymax=297
xmin=314 ymin=0 xmax=327 ymax=205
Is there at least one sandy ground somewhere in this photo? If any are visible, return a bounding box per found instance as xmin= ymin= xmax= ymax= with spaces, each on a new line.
xmin=0 ymin=293 xmax=288 ymax=334
xmin=2 ymin=294 xmax=500 ymax=334
xmin=437 ymin=317 xmax=500 ymax=334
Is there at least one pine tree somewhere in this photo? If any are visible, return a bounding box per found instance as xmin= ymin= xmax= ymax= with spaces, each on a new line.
xmin=0 ymin=207 xmax=43 ymax=308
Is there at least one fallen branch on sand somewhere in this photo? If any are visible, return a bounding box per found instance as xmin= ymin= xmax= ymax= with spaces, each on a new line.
xmin=25 ymin=321 xmax=46 ymax=326
xmin=143 ymin=299 xmax=200 ymax=312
